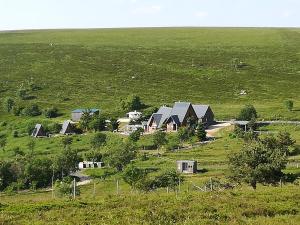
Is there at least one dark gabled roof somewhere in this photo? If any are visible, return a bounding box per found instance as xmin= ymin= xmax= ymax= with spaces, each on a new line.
xmin=151 ymin=113 xmax=163 ymax=126
xmin=60 ymin=120 xmax=74 ymax=134
xmin=193 ymin=105 xmax=209 ymax=119
xmin=166 ymin=115 xmax=180 ymax=125
xmin=156 ymin=106 xmax=172 ymax=127
xmin=31 ymin=124 xmax=45 ymax=137
xmin=72 ymin=109 xmax=99 ymax=113
xmin=170 ymin=102 xmax=192 ymax=123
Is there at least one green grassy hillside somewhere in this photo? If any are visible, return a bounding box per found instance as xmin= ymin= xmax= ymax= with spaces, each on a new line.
xmin=0 ymin=28 xmax=300 ymax=120
xmin=0 ymin=28 xmax=300 ymax=224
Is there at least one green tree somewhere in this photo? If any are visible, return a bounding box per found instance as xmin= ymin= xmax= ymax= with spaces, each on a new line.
xmin=24 ymin=157 xmax=53 ymax=188
xmin=154 ymin=170 xmax=182 ymax=191
xmin=89 ymin=115 xmax=106 ymax=132
xmin=129 ymin=128 xmax=143 ymax=142
xmin=62 ymin=136 xmax=73 ymax=149
xmin=177 ymin=127 xmax=189 ymax=142
xmin=120 ymin=94 xmax=143 ymax=111
xmin=16 ymin=87 xmax=27 ymax=100
xmin=284 ymin=100 xmax=294 ymax=111
xmin=44 ymin=107 xmax=59 ymax=118
xmin=238 ymin=104 xmax=257 ymax=121
xmin=55 ymin=146 xmax=80 ymax=177
xmin=90 ymin=133 xmax=107 ymax=150
xmin=122 ymin=164 xmax=146 ymax=190
xmin=0 ymin=161 xmax=17 ymax=191
xmin=0 ymin=136 xmax=7 ymax=151
xmin=22 ymin=104 xmax=42 ymax=117
xmin=196 ymin=122 xmax=207 ymax=142
xmin=153 ymin=131 xmax=167 ymax=150
xmin=27 ymin=139 xmax=36 ymax=156
xmin=105 ymin=138 xmax=137 ymax=171
xmin=166 ymin=134 xmax=180 ymax=151
xmin=228 ymin=139 xmax=289 ymax=189
xmin=2 ymin=97 xmax=15 ymax=113
xmin=79 ymin=111 xmax=92 ymax=131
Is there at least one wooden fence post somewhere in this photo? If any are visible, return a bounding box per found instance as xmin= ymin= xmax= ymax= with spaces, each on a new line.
xmin=73 ymin=178 xmax=76 ymax=200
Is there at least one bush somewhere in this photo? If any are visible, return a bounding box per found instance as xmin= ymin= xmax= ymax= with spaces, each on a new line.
xmin=54 ymin=178 xmax=80 ymax=198
xmin=284 ymin=100 xmax=294 ymax=111
xmin=47 ymin=123 xmax=62 ymax=134
xmin=129 ymin=128 xmax=143 ymax=142
xmin=2 ymin=97 xmax=15 ymax=112
xmin=22 ymin=104 xmax=42 ymax=117
xmin=44 ymin=107 xmax=59 ymax=118
xmin=90 ymin=133 xmax=107 ymax=150
xmin=166 ymin=135 xmax=180 ymax=151
xmin=12 ymin=105 xmax=24 ymax=116
xmin=12 ymin=130 xmax=19 ymax=138
xmin=26 ymin=121 xmax=37 ymax=135
xmin=238 ymin=104 xmax=257 ymax=121
xmin=16 ymin=88 xmax=27 ymax=100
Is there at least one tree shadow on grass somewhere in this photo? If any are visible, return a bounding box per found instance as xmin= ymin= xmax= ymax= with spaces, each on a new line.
xmin=23 ymin=95 xmax=36 ymax=100
xmin=197 ymin=168 xmax=208 ymax=174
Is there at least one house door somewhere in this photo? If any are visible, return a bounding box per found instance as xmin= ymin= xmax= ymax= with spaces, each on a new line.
xmin=173 ymin=124 xmax=177 ymax=131
xmin=182 ymin=162 xmax=188 ymax=171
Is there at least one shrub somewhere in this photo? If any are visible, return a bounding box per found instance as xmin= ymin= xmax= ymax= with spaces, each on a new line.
xmin=129 ymin=128 xmax=143 ymax=142
xmin=16 ymin=87 xmax=27 ymax=100
xmin=90 ymin=133 xmax=107 ymax=150
xmin=238 ymin=104 xmax=257 ymax=121
xmin=2 ymin=97 xmax=15 ymax=112
xmin=12 ymin=105 xmax=23 ymax=116
xmin=12 ymin=130 xmax=19 ymax=138
xmin=120 ymin=94 xmax=144 ymax=111
xmin=166 ymin=135 xmax=180 ymax=151
xmin=44 ymin=107 xmax=59 ymax=118
xmin=47 ymin=123 xmax=62 ymax=134
xmin=284 ymin=100 xmax=294 ymax=111
xmin=22 ymin=104 xmax=42 ymax=117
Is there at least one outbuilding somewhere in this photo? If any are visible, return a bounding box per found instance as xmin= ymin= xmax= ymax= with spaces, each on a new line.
xmin=176 ymin=160 xmax=197 ymax=174
xmin=60 ymin=120 xmax=76 ymax=135
xmin=71 ymin=109 xmax=100 ymax=122
xmin=31 ymin=124 xmax=47 ymax=138
xmin=78 ymin=161 xmax=104 ymax=169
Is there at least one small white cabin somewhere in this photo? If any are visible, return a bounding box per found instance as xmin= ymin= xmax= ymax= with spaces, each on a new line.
xmin=126 ymin=110 xmax=142 ymax=120
xmin=78 ymin=161 xmax=104 ymax=169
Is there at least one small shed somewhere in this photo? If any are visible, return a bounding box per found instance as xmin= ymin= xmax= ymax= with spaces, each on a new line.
xmin=72 ymin=109 xmax=100 ymax=122
xmin=78 ymin=161 xmax=104 ymax=169
xmin=176 ymin=160 xmax=197 ymax=174
xmin=31 ymin=124 xmax=47 ymax=138
xmin=60 ymin=120 xmax=75 ymax=135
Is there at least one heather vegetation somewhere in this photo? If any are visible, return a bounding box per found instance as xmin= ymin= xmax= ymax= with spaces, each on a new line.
xmin=0 ymin=28 xmax=300 ymax=224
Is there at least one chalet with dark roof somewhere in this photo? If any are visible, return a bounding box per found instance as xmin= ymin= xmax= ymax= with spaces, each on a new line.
xmin=146 ymin=102 xmax=214 ymax=133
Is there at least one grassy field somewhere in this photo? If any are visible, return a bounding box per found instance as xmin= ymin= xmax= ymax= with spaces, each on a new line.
xmin=0 ymin=185 xmax=300 ymax=225
xmin=0 ymin=28 xmax=300 ymax=224
xmin=0 ymin=125 xmax=299 ymax=224
xmin=0 ymin=28 xmax=300 ymax=120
